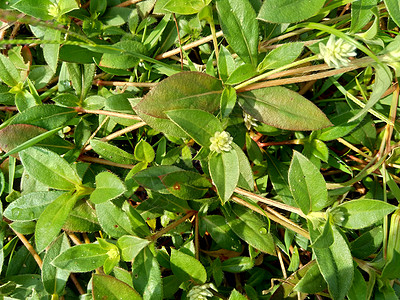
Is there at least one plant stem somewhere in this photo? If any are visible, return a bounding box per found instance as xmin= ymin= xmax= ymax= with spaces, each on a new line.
xmin=74 ymin=107 xmax=142 ymax=121
xmin=94 ymin=80 xmax=157 ymax=88
xmin=78 ymin=155 xmax=137 ymax=169
xmin=12 ymin=229 xmax=43 ymax=269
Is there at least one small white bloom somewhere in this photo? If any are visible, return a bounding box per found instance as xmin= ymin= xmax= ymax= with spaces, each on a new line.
xmin=319 ymin=35 xmax=357 ymax=68
xmin=48 ymin=3 xmax=60 ymax=18
xmin=209 ymin=131 xmax=233 ymax=153
xmin=187 ymin=283 xmax=217 ymax=300
xmin=243 ymin=111 xmax=258 ymax=130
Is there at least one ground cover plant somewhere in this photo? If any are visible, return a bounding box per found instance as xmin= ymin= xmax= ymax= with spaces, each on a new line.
xmin=0 ymin=0 xmax=400 ymax=299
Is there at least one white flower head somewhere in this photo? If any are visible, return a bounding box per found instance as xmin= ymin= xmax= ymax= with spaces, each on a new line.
xmin=243 ymin=111 xmax=258 ymax=130
xmin=209 ymin=131 xmax=233 ymax=153
xmin=319 ymin=35 xmax=357 ymax=68
xmin=187 ymin=283 xmax=217 ymax=300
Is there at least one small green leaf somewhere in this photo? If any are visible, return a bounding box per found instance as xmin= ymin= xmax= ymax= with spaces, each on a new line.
xmin=288 ymin=151 xmax=329 ymax=214
xmin=258 ymin=0 xmax=325 ymax=23
xmin=35 ymin=191 xmax=79 ymax=253
xmin=225 ymin=203 xmax=275 ymax=255
xmin=117 ymin=236 xmax=151 ymax=261
xmin=347 ymin=268 xmax=367 ymax=300
xmin=170 ymin=248 xmax=207 ymax=284
xmin=310 ymin=218 xmax=334 ymax=249
xmin=90 ymin=172 xmax=126 ymax=204
xmin=232 ymin=143 xmax=254 ymax=191
xmin=229 ymin=289 xmax=247 ymax=300
xmin=258 ymin=42 xmax=304 ymax=71
xmin=43 ymin=28 xmax=61 ymax=73
xmin=0 ymin=53 xmax=20 ymax=87
xmin=11 ymin=0 xmax=53 ymax=20
xmin=294 ymin=261 xmax=327 ymax=294
xmin=225 ymin=64 xmax=257 ymax=85
xmin=90 ymin=139 xmax=135 ymax=165
xmin=221 ymin=256 xmax=254 ymax=273
xmin=52 ymin=243 xmax=108 ymax=272
xmin=162 ymin=0 xmax=210 ymax=14
xmin=220 ymin=86 xmax=237 ymax=118
xmin=20 ymin=147 xmax=82 ymax=190
xmin=216 ymin=0 xmax=259 ymax=66
xmin=161 ymin=170 xmax=212 ymax=199
xmin=134 ymin=140 xmax=155 ymax=163
xmin=209 ymin=149 xmax=239 ymax=202
xmin=350 ymin=0 xmax=378 ymax=33
xmin=239 ymin=87 xmax=332 ymax=131
xmin=384 ymin=0 xmax=400 ymax=27
xmin=331 ymin=199 xmax=396 ymax=229
xmin=166 ymin=109 xmax=223 ymax=147
xmin=63 ymin=199 xmax=101 ymax=233
xmin=133 ymin=165 xmax=182 ymax=194
xmin=92 ymin=274 xmax=142 ymax=300
xmin=350 ymin=226 xmax=383 ymax=259
xmin=100 ymin=40 xmax=147 ymax=69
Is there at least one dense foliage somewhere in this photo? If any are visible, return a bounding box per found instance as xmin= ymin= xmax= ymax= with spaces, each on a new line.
xmin=0 ymin=0 xmax=400 ymax=299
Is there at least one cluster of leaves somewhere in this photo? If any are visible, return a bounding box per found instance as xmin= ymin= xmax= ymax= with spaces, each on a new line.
xmin=0 ymin=0 xmax=400 ymax=299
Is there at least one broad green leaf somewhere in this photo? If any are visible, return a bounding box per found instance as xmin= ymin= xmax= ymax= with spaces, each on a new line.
xmin=331 ymin=199 xmax=396 ymax=229
xmin=218 ymin=45 xmax=236 ymax=82
xmin=100 ymin=40 xmax=147 ymax=69
xmin=136 ymin=192 xmax=191 ymax=215
xmin=317 ymin=110 xmax=362 ymax=141
xmin=134 ymin=72 xmax=223 ymax=137
xmin=225 ymin=64 xmax=257 ymax=85
xmin=258 ymin=0 xmax=325 ymax=23
xmin=4 ymin=191 xmax=64 ymax=221
xmin=63 ymin=199 xmax=101 ymax=233
xmin=288 ymin=151 xmax=328 ymax=214
xmin=52 ymin=243 xmax=108 ymax=272
xmin=258 ymin=42 xmax=304 ymax=72
xmin=43 ymin=28 xmax=61 ymax=73
xmin=308 ymin=220 xmax=354 ymax=300
xmin=58 ymin=0 xmax=79 ymax=15
xmin=92 ymin=274 xmax=142 ymax=300
xmin=350 ymin=226 xmax=383 ymax=259
xmin=117 ymin=236 xmax=151 ymax=261
xmin=9 ymin=105 xmax=77 ymax=130
xmin=41 ymin=234 xmax=70 ymax=296
xmin=11 ymin=0 xmax=52 ymax=20
xmin=220 ymin=86 xmax=237 ymax=118
xmin=162 ymin=0 xmax=211 ymax=14
xmin=232 ymin=143 xmax=254 ymax=191
xmin=20 ymin=147 xmax=81 ymax=190
xmin=170 ymin=248 xmax=207 ymax=284
xmin=229 ymin=289 xmax=247 ymax=300
xmin=132 ymin=247 xmax=162 ymax=300
xmin=347 ymin=268 xmax=367 ymax=300
xmin=310 ymin=218 xmax=334 ymax=249
xmin=216 ymin=0 xmax=259 ymax=66
xmin=161 ymin=170 xmax=211 ymax=199
xmin=238 ymin=87 xmax=332 ymax=131
xmin=225 ymin=203 xmax=275 ymax=255
xmin=166 ymin=109 xmax=223 ymax=147
xmin=134 ymin=140 xmax=155 ymax=163
xmin=90 ymin=172 xmax=126 ymax=204
xmin=90 ymin=139 xmax=135 ymax=165
xmin=35 ymin=191 xmax=79 ymax=253
xmin=0 ymin=53 xmax=20 ymax=87
xmin=294 ymin=261 xmax=327 ymax=294
xmin=384 ymin=0 xmax=400 ymax=27
xmin=133 ymin=165 xmax=182 ymax=194
xmin=209 ymin=149 xmax=239 ymax=202
xmin=350 ymin=0 xmax=378 ymax=33
xmin=201 ymin=215 xmax=242 ymax=252
xmin=221 ymin=256 xmax=254 ymax=273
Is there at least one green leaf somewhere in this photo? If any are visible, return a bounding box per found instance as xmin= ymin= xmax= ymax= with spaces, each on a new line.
xmin=209 ymin=149 xmax=239 ymax=202
xmin=317 ymin=110 xmax=362 ymax=141
xmin=0 ymin=53 xmax=20 ymax=87
xmin=347 ymin=267 xmax=367 ymax=300
xmin=90 ymin=172 xmax=126 ymax=204
xmin=8 ymin=105 xmax=77 ymax=130
xmin=162 ymin=0 xmax=210 ymax=14
xmin=100 ymin=40 xmax=147 ymax=69
xmin=20 ymin=147 xmax=81 ymax=190
xmin=308 ymin=220 xmax=354 ymax=300
xmin=220 ymin=86 xmax=237 ymax=118
xmin=218 ymin=45 xmax=236 ymax=82
xmin=92 ymin=274 xmax=142 ymax=300
xmin=229 ymin=289 xmax=247 ymax=300
xmin=238 ymin=87 xmax=332 ymax=131
xmin=166 ymin=109 xmax=223 ymax=148
xmin=35 ymin=191 xmax=79 ymax=253
xmin=132 ymin=247 xmax=162 ymax=300
xmin=225 ymin=64 xmax=257 ymax=85
xmin=288 ymin=151 xmax=329 ymax=214
xmin=90 ymin=139 xmax=135 ymax=165
xmin=170 ymin=248 xmax=207 ymax=284
xmin=258 ymin=0 xmax=325 ymax=23
xmin=161 ymin=170 xmax=211 ymax=200
xmin=133 ymin=165 xmax=182 ymax=194
xmin=232 ymin=143 xmax=254 ymax=191
xmin=63 ymin=199 xmax=101 ymax=233
xmin=3 ymin=191 xmax=64 ymax=221
xmin=201 ymin=215 xmax=242 ymax=252
xmin=11 ymin=0 xmax=52 ymax=20
xmin=350 ymin=0 xmax=378 ymax=33
xmin=43 ymin=28 xmax=61 ymax=73
xmin=216 ymin=0 xmax=259 ymax=66
xmin=134 ymin=140 xmax=155 ymax=163
xmin=310 ymin=218 xmax=334 ymax=249
xmin=331 ymin=199 xmax=396 ymax=229
xmin=41 ymin=234 xmax=70 ymax=296
xmin=294 ymin=261 xmax=327 ymax=294
xmin=258 ymin=42 xmax=304 ymax=71
xmin=134 ymin=72 xmax=223 ymax=137
xmin=384 ymin=0 xmax=400 ymax=27
xmin=52 ymin=243 xmax=108 ymax=272
xmin=350 ymin=226 xmax=383 ymax=259
xmin=225 ymin=203 xmax=275 ymax=255
xmin=221 ymin=256 xmax=254 ymax=273
xmin=117 ymin=236 xmax=151 ymax=261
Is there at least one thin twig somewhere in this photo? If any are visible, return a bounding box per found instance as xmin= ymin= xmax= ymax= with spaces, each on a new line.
xmin=94 ymin=80 xmax=157 ymax=88
xmin=195 ymin=213 xmax=200 ymax=260
xmin=12 ymin=229 xmax=43 ymax=269
xmin=67 ymin=232 xmax=83 ymax=245
xmin=74 ymin=107 xmax=142 ymax=121
xmin=70 ymin=273 xmax=85 ymax=295
xmin=116 ymin=0 xmax=142 ymax=7
xmin=78 ymin=155 xmax=137 ymax=169
xmin=172 ymin=13 xmax=184 ymax=70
